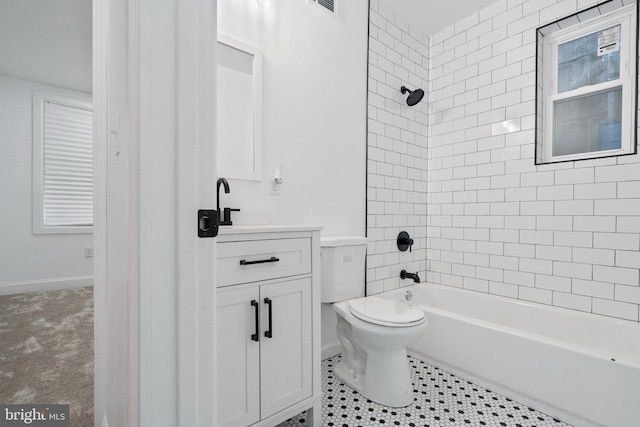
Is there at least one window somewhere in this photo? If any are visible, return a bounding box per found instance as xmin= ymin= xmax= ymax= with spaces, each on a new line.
xmin=32 ymin=92 xmax=93 ymax=234
xmin=536 ymin=3 xmax=637 ymax=164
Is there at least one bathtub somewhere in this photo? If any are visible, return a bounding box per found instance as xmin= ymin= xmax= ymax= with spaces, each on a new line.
xmin=379 ymin=284 xmax=640 ymax=427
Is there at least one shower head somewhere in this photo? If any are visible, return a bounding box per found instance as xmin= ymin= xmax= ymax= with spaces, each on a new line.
xmin=401 ymin=86 xmax=424 ymax=107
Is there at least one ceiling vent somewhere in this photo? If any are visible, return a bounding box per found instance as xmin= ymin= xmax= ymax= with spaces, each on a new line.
xmin=311 ymin=0 xmax=337 ymax=14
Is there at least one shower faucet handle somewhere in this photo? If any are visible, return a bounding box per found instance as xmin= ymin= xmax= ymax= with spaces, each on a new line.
xmin=397 ymin=231 xmax=414 ymax=253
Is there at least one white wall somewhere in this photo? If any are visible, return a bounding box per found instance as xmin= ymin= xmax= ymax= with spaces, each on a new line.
xmin=425 ymin=0 xmax=640 ymax=322
xmin=0 ymin=75 xmax=93 ymax=293
xmin=217 ymin=0 xmax=368 ymax=235
xmin=366 ymin=0 xmax=429 ymax=296
xmin=291 ymin=0 xmax=640 ymax=358
xmin=0 ymin=0 xmax=92 ymax=94
xmin=218 ymin=0 xmax=369 ymax=358
xmin=368 ymin=0 xmax=640 ymax=322
xmin=0 ymin=0 xmax=92 ymax=294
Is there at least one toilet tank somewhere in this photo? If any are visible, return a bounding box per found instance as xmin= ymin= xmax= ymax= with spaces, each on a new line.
xmin=321 ymin=236 xmax=367 ymax=303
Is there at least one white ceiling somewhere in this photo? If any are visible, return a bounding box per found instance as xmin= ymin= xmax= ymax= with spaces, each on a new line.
xmin=380 ymin=0 xmax=499 ymax=35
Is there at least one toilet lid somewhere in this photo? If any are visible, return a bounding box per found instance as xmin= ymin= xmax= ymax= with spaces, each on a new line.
xmin=348 ymin=296 xmax=425 ymax=327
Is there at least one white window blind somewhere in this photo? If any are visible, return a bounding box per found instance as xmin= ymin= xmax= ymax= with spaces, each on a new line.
xmin=43 ymin=101 xmax=93 ymax=226
xmin=33 ymin=91 xmax=93 ymax=233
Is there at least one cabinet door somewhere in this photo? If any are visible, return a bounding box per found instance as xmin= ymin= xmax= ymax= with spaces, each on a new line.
xmin=260 ymin=277 xmax=312 ymax=418
xmin=216 ymin=286 xmax=260 ymax=427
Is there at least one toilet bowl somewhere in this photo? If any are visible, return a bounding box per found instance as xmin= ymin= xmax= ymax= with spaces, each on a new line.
xmin=332 ymin=296 xmax=428 ymax=407
xmin=320 ymin=235 xmax=428 ymax=407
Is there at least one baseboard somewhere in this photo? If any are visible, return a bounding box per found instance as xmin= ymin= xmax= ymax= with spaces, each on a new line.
xmin=322 ymin=342 xmax=341 ymax=360
xmin=0 ymin=276 xmax=93 ymax=295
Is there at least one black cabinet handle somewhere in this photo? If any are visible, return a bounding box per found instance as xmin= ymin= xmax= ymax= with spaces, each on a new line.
xmin=251 ymin=300 xmax=259 ymax=342
xmin=239 ymin=257 xmax=280 ymax=266
xmin=264 ymin=298 xmax=273 ymax=338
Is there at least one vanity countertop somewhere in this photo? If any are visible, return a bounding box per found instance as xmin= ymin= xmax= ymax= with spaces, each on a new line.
xmin=217 ymin=224 xmax=322 ymax=235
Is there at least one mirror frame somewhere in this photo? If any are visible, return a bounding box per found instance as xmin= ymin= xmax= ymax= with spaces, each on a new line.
xmin=217 ymin=34 xmax=263 ymax=181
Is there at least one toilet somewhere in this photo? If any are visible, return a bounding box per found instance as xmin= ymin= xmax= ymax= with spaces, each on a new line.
xmin=321 ymin=236 xmax=428 ymax=408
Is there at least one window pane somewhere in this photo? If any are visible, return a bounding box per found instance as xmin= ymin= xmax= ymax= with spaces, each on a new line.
xmin=557 ymin=25 xmax=620 ymax=93
xmin=553 ymin=88 xmax=622 ymax=157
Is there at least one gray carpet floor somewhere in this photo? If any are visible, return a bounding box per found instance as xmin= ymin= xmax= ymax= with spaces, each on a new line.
xmin=0 ymin=286 xmax=94 ymax=427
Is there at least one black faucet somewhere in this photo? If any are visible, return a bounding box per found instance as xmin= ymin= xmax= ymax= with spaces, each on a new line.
xmin=217 ymin=178 xmax=230 ymax=224
xmin=400 ymin=270 xmax=420 ymax=283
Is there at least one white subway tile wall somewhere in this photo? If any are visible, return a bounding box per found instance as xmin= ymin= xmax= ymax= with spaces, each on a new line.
xmin=367 ymin=0 xmax=429 ymax=295
xmin=367 ymin=0 xmax=640 ymax=322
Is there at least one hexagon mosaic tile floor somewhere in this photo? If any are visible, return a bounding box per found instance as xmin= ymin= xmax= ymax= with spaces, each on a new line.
xmin=277 ymin=354 xmax=571 ymax=427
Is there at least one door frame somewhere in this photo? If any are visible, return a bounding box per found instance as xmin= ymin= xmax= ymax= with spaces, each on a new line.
xmin=93 ymin=0 xmax=140 ymax=425
xmin=93 ymin=0 xmax=217 ymax=425
xmin=176 ymin=0 xmax=218 ymax=426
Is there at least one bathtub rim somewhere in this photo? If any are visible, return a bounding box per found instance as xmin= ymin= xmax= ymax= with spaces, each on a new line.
xmin=380 ymin=283 xmax=640 ymax=370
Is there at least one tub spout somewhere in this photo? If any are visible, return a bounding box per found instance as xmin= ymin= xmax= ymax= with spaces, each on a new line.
xmin=400 ymin=270 xmax=420 ymax=283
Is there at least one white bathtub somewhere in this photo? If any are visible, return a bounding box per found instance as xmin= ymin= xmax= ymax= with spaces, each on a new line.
xmin=380 ymin=284 xmax=640 ymax=427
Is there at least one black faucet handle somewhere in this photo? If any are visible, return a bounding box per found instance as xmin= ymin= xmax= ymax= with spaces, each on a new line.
xmin=221 ymin=208 xmax=240 ymax=225
xmin=397 ymin=231 xmax=414 ymax=253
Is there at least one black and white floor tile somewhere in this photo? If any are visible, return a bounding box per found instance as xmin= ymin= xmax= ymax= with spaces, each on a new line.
xmin=277 ymin=354 xmax=570 ymax=427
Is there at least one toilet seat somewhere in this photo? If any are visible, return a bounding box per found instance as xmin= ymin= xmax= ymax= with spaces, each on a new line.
xmin=348 ymin=296 xmax=425 ymax=327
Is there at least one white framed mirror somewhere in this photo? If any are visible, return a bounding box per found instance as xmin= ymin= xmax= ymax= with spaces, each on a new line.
xmin=217 ymin=34 xmax=263 ymax=181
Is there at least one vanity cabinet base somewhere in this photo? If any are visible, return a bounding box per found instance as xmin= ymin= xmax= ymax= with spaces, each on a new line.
xmin=216 ymin=228 xmax=322 ymax=427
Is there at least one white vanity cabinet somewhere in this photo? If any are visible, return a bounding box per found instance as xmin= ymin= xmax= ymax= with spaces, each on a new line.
xmin=216 ymin=227 xmax=321 ymax=427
